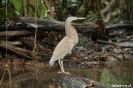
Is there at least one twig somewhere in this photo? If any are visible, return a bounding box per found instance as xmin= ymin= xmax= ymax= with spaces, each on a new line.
xmin=97 ymin=39 xmax=118 ymax=47
xmin=0 ymin=66 xmax=8 ymax=86
xmin=0 ymin=40 xmax=51 ymax=59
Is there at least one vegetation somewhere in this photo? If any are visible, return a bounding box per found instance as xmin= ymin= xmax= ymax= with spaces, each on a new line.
xmin=0 ymin=0 xmax=133 ymax=22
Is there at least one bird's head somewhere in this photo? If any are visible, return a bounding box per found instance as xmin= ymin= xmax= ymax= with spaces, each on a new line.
xmin=66 ymin=17 xmax=86 ymax=23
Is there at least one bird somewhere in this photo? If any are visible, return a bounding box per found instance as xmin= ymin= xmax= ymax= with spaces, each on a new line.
xmin=49 ymin=17 xmax=84 ymax=74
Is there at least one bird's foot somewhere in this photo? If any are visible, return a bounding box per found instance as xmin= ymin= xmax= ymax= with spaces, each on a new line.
xmin=58 ymin=71 xmax=70 ymax=74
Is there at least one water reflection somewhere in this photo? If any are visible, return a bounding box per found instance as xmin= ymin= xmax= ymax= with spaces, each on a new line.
xmin=0 ymin=60 xmax=133 ymax=88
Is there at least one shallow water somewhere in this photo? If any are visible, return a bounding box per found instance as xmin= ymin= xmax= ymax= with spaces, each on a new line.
xmin=0 ymin=60 xmax=133 ymax=88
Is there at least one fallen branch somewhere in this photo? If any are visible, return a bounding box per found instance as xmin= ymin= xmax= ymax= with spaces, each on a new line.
xmin=97 ymin=39 xmax=133 ymax=48
xmin=0 ymin=30 xmax=33 ymax=38
xmin=0 ymin=40 xmax=51 ymax=59
xmin=0 ymin=17 xmax=100 ymax=34
xmin=106 ymin=24 xmax=133 ymax=30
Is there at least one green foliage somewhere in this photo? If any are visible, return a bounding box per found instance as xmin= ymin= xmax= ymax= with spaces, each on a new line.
xmin=40 ymin=0 xmax=47 ymax=18
xmin=0 ymin=6 xmax=19 ymax=19
xmin=0 ymin=0 xmax=133 ymax=23
xmin=0 ymin=0 xmax=6 ymax=8
xmin=0 ymin=0 xmax=47 ymax=19
xmin=46 ymin=14 xmax=57 ymax=21
xmin=9 ymin=0 xmax=23 ymax=15
xmin=31 ymin=0 xmax=47 ymax=18
xmin=24 ymin=0 xmax=47 ymax=18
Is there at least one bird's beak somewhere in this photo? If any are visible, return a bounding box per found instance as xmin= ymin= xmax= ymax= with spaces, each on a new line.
xmin=73 ymin=17 xmax=86 ymax=21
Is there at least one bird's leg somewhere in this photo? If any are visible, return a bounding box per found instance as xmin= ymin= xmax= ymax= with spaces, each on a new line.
xmin=58 ymin=60 xmax=64 ymax=72
xmin=61 ymin=60 xmax=70 ymax=74
xmin=60 ymin=59 xmax=65 ymax=72
xmin=58 ymin=59 xmax=69 ymax=74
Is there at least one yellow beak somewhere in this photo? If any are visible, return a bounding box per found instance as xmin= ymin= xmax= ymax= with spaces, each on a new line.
xmin=73 ymin=17 xmax=86 ymax=21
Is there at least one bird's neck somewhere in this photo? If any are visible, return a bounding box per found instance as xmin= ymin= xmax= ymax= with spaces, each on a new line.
xmin=65 ymin=21 xmax=78 ymax=45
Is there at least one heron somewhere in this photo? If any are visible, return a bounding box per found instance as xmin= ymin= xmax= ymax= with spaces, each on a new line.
xmin=49 ymin=17 xmax=84 ymax=74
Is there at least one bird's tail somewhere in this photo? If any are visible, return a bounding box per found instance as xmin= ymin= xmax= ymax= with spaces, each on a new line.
xmin=49 ymin=56 xmax=55 ymax=66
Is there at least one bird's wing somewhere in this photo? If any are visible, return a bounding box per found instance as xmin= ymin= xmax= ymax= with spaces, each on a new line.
xmin=49 ymin=36 xmax=74 ymax=66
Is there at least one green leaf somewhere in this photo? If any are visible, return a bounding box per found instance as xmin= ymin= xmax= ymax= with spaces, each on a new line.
xmin=40 ymin=0 xmax=47 ymax=18
xmin=46 ymin=14 xmax=57 ymax=21
xmin=10 ymin=0 xmax=22 ymax=15
xmin=28 ymin=3 xmax=35 ymax=17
